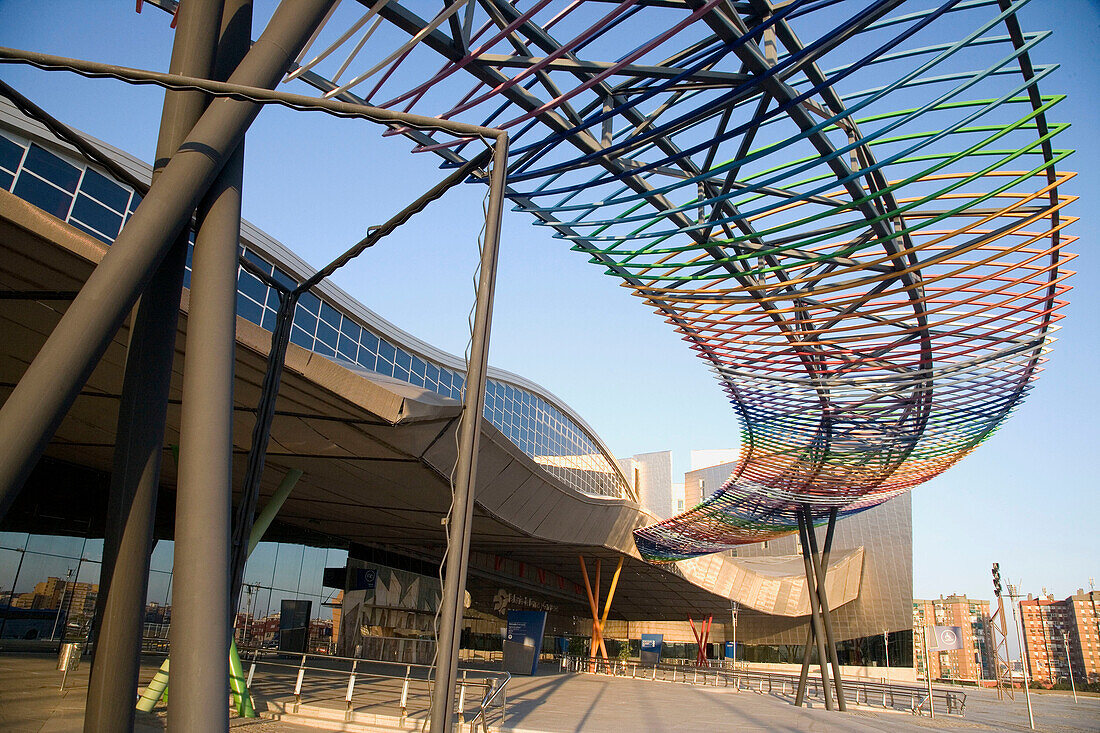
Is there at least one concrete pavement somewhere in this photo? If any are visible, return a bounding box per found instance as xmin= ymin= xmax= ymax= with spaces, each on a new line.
xmin=2 ymin=653 xmax=1097 ymax=732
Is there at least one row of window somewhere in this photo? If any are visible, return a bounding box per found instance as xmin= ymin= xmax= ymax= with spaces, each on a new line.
xmin=0 ymin=130 xmax=629 ymax=499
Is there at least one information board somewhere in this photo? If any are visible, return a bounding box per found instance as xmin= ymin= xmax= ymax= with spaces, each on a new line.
xmin=503 ymin=610 xmax=546 ymax=675
xmin=640 ymin=633 xmax=663 ymax=665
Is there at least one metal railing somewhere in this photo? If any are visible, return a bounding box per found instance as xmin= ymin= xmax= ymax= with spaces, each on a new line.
xmin=563 ymin=656 xmax=966 ymax=716
xmin=239 ymin=647 xmax=510 ymax=731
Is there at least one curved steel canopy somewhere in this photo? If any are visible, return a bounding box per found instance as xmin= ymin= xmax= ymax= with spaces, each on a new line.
xmin=282 ymin=0 xmax=1073 ymax=560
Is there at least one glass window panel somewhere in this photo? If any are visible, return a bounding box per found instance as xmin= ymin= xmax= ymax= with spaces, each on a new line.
xmin=71 ymin=193 xmax=123 ymax=238
xmin=237 ymin=292 xmax=263 ymax=325
xmin=242 ymin=248 xmax=272 ymax=273
xmin=272 ymin=266 xmax=296 ymax=291
xmin=394 ymin=349 xmax=411 ymax=372
xmin=377 ymin=339 xmax=396 ymax=364
xmin=359 ymin=329 xmax=378 ymax=354
xmin=264 ymin=287 xmax=283 ymax=312
xmin=23 ymin=144 xmax=79 ymax=192
xmin=261 ymin=307 xmax=277 ymax=332
xmin=410 ymin=356 xmax=426 ymax=379
xmin=0 ymin=134 xmax=23 ymax=172
xmin=425 ymin=363 xmax=440 ymax=386
xmin=293 ymin=303 xmax=317 ymax=334
xmin=79 ymin=167 xmax=130 ymax=212
xmin=290 ymin=325 xmax=314 ymax=349
xmin=337 ymin=333 xmax=358 ymax=361
xmin=355 ymin=349 xmax=376 ymax=371
xmin=0 ymin=169 xmax=13 ymax=191
xmin=237 ymin=269 xmax=269 ymax=305
xmin=319 ymin=302 xmax=341 ymax=327
xmin=315 ymin=342 xmax=336 ymax=358
xmin=316 ymin=320 xmax=338 ymax=349
xmin=13 ymin=173 xmax=72 ymax=219
xmin=341 ymin=321 xmax=362 ymax=344
xmin=272 ymin=543 xmax=306 ymax=594
xmin=69 ymin=219 xmax=111 ymax=244
xmin=393 ymin=365 xmax=410 ymax=382
xmin=298 ymin=291 xmax=321 ymax=315
xmin=242 ymin=542 xmax=278 ymax=590
xmin=297 ymin=547 xmax=328 ymax=600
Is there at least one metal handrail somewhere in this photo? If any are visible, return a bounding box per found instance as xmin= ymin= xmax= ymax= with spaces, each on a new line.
xmin=563 ymin=656 xmax=966 ymax=716
xmin=238 ymin=647 xmax=510 ymax=729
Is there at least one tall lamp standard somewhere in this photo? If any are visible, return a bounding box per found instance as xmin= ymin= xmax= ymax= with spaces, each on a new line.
xmin=1056 ymin=626 xmax=1077 ymax=703
xmin=50 ymin=568 xmax=75 ymax=641
xmin=883 ymin=630 xmax=890 ymax=679
xmin=1007 ymin=582 xmax=1035 ymax=730
xmin=730 ymin=601 xmax=738 ymax=667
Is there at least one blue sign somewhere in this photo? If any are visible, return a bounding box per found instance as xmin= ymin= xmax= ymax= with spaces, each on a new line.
xmin=724 ymin=641 xmax=737 ymax=660
xmin=504 ymin=610 xmax=547 ymax=675
xmin=354 ymin=568 xmax=377 ymax=590
xmin=929 ymin=625 xmax=965 ymax=651
xmin=640 ymin=633 xmax=663 ymax=665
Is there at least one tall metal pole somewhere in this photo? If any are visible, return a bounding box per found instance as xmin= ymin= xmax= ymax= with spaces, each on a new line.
xmin=730 ymin=601 xmax=738 ymax=666
xmin=169 ymin=0 xmax=266 ymax=727
xmin=85 ymin=1 xmax=222 ymax=728
xmin=924 ymin=626 xmax=935 ymax=718
xmin=50 ymin=568 xmax=75 ymax=641
xmin=1058 ymin=628 xmax=1077 ymax=703
xmin=1008 ymin=583 xmax=1035 ymax=730
xmin=796 ymin=511 xmax=834 ymax=710
xmin=429 ymin=133 xmax=508 ymax=733
xmin=0 ymin=0 xmax=337 ymax=521
xmin=884 ymin=630 xmax=890 ymax=676
xmin=0 ymin=545 xmax=26 ymax=641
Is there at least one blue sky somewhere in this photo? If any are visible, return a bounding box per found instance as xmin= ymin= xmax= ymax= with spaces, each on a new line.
xmin=0 ymin=0 xmax=1096 ymax=612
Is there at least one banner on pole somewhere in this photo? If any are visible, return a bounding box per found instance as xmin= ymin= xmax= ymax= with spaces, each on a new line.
xmin=928 ymin=625 xmax=965 ymax=651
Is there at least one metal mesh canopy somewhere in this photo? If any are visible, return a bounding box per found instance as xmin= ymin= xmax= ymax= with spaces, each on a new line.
xmin=288 ymin=0 xmax=1075 ymax=560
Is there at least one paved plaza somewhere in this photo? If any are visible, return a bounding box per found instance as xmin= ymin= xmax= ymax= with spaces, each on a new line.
xmin=2 ymin=653 xmax=1098 ymax=732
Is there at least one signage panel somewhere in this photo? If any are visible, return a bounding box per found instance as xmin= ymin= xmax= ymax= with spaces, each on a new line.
xmin=503 ymin=610 xmax=547 ymax=675
xmin=640 ymin=633 xmax=663 ymax=665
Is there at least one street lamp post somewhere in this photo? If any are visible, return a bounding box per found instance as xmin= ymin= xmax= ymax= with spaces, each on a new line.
xmin=883 ymin=630 xmax=890 ymax=676
xmin=1007 ymin=582 xmax=1035 ymax=730
xmin=730 ymin=601 xmax=738 ymax=668
xmin=1057 ymin=627 xmax=1077 ymax=703
xmin=50 ymin=568 xmax=75 ymax=641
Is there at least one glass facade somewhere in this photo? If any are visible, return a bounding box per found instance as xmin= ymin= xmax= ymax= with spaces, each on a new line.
xmin=0 ymin=128 xmax=628 ymax=500
xmin=0 ymin=529 xmax=346 ymax=653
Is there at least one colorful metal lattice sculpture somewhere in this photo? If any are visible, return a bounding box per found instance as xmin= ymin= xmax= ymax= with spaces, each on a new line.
xmin=293 ymin=0 xmax=1075 ymax=560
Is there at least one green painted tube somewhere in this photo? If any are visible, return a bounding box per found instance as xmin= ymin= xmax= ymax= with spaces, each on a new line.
xmin=247 ymin=468 xmax=303 ymax=556
xmin=136 ymin=658 xmax=169 ymax=712
xmin=135 ymin=468 xmax=302 ymax=715
xmin=229 ymin=639 xmax=256 ymax=717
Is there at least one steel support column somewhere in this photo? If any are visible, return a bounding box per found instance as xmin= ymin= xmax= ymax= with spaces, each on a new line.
xmin=804 ymin=507 xmax=846 ymax=710
xmin=794 ymin=507 xmax=838 ymax=707
xmin=429 ymin=132 xmax=508 ymax=733
xmin=84 ymin=1 xmax=222 ymax=729
xmin=0 ymin=0 xmax=337 ymax=520
xmin=169 ymin=0 xmax=253 ymax=726
xmin=797 ymin=510 xmax=834 ymax=710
